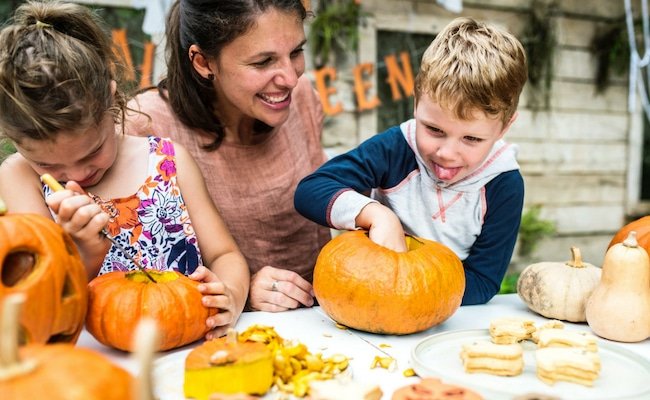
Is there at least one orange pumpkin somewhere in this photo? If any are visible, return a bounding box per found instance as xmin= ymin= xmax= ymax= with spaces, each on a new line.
xmin=0 ymin=205 xmax=87 ymax=344
xmin=86 ymin=269 xmax=217 ymax=351
xmin=609 ymin=216 xmax=650 ymax=253
xmin=0 ymin=294 xmax=133 ymax=399
xmin=313 ymin=231 xmax=465 ymax=334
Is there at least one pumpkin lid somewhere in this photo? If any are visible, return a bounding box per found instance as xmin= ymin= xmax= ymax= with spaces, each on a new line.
xmin=185 ymin=338 xmax=271 ymax=370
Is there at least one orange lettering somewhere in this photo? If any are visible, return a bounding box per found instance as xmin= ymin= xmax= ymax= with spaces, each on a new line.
xmin=314 ymin=67 xmax=343 ymax=116
xmin=139 ymin=41 xmax=156 ymax=88
xmin=111 ymin=28 xmax=135 ymax=81
xmin=384 ymin=51 xmax=414 ymax=100
xmin=353 ymin=62 xmax=380 ymax=111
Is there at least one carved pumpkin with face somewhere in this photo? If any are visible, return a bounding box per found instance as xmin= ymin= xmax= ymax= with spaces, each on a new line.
xmin=0 ymin=203 xmax=88 ymax=344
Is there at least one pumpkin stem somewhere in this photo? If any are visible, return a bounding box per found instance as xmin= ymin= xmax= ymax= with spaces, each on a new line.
xmin=565 ymin=246 xmax=585 ymax=268
xmin=131 ymin=318 xmax=159 ymax=400
xmin=623 ymin=231 xmax=639 ymax=248
xmin=0 ymin=293 xmax=36 ymax=380
xmin=226 ymin=328 xmax=238 ymax=345
xmin=0 ymin=197 xmax=6 ymax=216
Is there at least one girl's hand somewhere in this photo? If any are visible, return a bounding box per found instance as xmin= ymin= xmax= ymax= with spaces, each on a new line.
xmin=247 ymin=266 xmax=314 ymax=312
xmin=44 ymin=180 xmax=110 ymax=277
xmin=190 ymin=266 xmax=240 ymax=339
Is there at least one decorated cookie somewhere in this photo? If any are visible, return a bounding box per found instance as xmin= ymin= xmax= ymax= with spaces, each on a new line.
xmin=391 ymin=377 xmax=483 ymax=400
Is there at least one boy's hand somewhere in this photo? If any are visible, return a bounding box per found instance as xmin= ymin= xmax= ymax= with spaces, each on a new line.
xmin=247 ymin=266 xmax=314 ymax=312
xmin=357 ymin=202 xmax=408 ymax=252
xmin=190 ymin=266 xmax=241 ymax=339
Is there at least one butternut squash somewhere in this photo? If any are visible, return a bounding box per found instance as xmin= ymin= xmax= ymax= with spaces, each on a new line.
xmin=585 ymin=231 xmax=650 ymax=342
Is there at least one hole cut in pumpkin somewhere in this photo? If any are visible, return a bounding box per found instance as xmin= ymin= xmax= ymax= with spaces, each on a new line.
xmin=1 ymin=251 xmax=36 ymax=287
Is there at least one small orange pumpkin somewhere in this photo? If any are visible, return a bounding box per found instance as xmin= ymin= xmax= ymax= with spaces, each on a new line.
xmin=0 ymin=294 xmax=133 ymax=399
xmin=313 ymin=231 xmax=465 ymax=334
xmin=608 ymin=216 xmax=650 ymax=253
xmin=0 ymin=201 xmax=87 ymax=344
xmin=86 ymin=269 xmax=216 ymax=351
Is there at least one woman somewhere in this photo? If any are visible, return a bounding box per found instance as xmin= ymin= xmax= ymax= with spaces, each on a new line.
xmin=126 ymin=0 xmax=330 ymax=312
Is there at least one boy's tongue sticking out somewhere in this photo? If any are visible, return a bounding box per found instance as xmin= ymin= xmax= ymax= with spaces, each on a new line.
xmin=434 ymin=163 xmax=462 ymax=181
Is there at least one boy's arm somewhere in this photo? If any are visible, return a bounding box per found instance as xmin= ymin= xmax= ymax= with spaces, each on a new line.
xmin=461 ymin=170 xmax=524 ymax=305
xmin=294 ymin=126 xmax=408 ymax=229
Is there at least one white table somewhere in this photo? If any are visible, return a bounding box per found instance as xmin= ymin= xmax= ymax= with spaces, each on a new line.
xmin=77 ymin=294 xmax=650 ymax=399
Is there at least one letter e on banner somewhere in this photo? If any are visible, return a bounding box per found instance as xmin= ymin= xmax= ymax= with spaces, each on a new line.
xmin=353 ymin=62 xmax=380 ymax=111
xmin=314 ymin=67 xmax=343 ymax=116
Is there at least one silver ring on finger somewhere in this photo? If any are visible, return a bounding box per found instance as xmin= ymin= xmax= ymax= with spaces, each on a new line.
xmin=271 ymin=280 xmax=279 ymax=292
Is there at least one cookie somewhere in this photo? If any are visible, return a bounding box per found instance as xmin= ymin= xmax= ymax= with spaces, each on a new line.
xmin=460 ymin=340 xmax=524 ymax=376
xmin=309 ymin=379 xmax=382 ymax=400
xmin=391 ymin=377 xmax=483 ymax=400
xmin=535 ymin=347 xmax=601 ymax=387
xmin=530 ymin=320 xmax=565 ymax=344
xmin=536 ymin=328 xmax=598 ymax=352
xmin=489 ymin=317 xmax=536 ymax=344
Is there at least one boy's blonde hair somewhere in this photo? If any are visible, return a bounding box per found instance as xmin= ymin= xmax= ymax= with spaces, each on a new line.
xmin=414 ymin=17 xmax=527 ymax=125
xmin=0 ymin=0 xmax=126 ymax=143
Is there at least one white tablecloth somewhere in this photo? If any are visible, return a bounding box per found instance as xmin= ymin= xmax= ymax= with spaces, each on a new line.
xmin=76 ymin=294 xmax=650 ymax=399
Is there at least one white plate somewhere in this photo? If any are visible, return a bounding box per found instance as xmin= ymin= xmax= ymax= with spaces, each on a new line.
xmin=154 ymin=350 xmax=288 ymax=400
xmin=411 ymin=329 xmax=650 ymax=400
xmin=152 ymin=348 xmax=352 ymax=400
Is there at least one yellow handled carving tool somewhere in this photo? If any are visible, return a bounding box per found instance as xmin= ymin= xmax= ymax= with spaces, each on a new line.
xmin=40 ymin=174 xmax=156 ymax=282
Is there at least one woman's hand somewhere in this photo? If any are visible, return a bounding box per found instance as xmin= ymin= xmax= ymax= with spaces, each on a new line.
xmin=247 ymin=266 xmax=314 ymax=312
xmin=190 ymin=266 xmax=242 ymax=339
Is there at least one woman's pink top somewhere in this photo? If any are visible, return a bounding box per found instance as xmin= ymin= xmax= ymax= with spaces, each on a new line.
xmin=125 ymin=76 xmax=330 ymax=282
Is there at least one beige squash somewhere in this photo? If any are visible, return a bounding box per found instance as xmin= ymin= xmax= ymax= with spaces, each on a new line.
xmin=517 ymin=247 xmax=601 ymax=322
xmin=585 ymin=231 xmax=650 ymax=342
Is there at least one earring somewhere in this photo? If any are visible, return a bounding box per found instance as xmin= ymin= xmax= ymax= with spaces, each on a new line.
xmin=207 ymin=73 xmax=214 ymax=81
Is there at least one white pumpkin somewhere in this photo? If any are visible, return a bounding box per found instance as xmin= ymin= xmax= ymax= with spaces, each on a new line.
xmin=516 ymin=247 xmax=601 ymax=322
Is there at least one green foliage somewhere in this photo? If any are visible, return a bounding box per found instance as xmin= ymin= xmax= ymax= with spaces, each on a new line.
xmin=0 ymin=139 xmax=15 ymax=163
xmin=518 ymin=205 xmax=556 ymax=258
xmin=308 ymin=0 xmax=364 ymax=68
xmin=499 ymin=272 xmax=520 ymax=294
xmin=591 ymin=17 xmax=630 ymax=93
xmin=521 ymin=0 xmax=558 ymax=110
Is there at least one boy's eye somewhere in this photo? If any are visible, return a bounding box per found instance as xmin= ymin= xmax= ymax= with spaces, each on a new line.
xmin=290 ymin=48 xmax=305 ymax=58
xmin=427 ymin=126 xmax=444 ymax=135
xmin=464 ymin=136 xmax=483 ymax=143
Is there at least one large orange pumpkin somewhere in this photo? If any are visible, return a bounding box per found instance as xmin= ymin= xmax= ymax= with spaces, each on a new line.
xmin=0 ymin=294 xmax=134 ymax=399
xmin=313 ymin=231 xmax=465 ymax=334
xmin=0 ymin=203 xmax=87 ymax=344
xmin=609 ymin=216 xmax=650 ymax=253
xmin=86 ymin=270 xmax=217 ymax=351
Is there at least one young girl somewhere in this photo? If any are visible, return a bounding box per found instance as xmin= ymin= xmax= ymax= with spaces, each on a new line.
xmin=0 ymin=0 xmax=249 ymax=339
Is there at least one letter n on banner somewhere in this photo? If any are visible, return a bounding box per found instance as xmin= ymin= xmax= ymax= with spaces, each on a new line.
xmin=385 ymin=51 xmax=414 ymax=100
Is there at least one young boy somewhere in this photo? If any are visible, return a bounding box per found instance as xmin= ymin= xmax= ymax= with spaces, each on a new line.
xmin=294 ymin=17 xmax=528 ymax=305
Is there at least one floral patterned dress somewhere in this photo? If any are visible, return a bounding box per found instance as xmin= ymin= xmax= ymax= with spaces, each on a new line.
xmin=44 ymin=136 xmax=202 ymax=276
